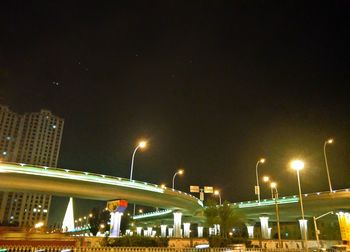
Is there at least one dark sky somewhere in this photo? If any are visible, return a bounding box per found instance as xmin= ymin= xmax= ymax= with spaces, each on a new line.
xmin=1 ymin=1 xmax=350 ymax=223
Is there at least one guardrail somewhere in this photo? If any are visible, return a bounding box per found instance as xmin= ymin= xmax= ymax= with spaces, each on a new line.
xmin=0 ymin=161 xmax=202 ymax=205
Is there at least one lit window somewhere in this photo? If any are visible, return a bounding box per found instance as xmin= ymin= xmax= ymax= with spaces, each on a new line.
xmin=2 ymin=151 xmax=7 ymax=155
xmin=33 ymin=208 xmax=37 ymax=212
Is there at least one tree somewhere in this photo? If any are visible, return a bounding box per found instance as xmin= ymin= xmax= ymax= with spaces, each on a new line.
xmin=204 ymin=199 xmax=220 ymax=228
xmin=204 ymin=199 xmax=245 ymax=238
xmin=89 ymin=207 xmax=110 ymax=236
xmin=218 ymin=201 xmax=245 ymax=238
xmin=120 ymin=211 xmax=131 ymax=234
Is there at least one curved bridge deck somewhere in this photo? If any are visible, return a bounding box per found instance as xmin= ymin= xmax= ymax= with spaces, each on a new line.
xmin=0 ymin=162 xmax=203 ymax=216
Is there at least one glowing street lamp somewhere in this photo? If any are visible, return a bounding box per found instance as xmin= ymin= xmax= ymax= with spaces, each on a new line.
xmin=214 ymin=190 xmax=222 ymax=205
xmin=130 ymin=140 xmax=147 ymax=180
xmin=172 ymin=169 xmax=184 ymax=189
xmin=255 ymin=158 xmax=266 ymax=203
xmin=263 ymin=176 xmax=272 ymax=198
xmin=290 ymin=159 xmax=307 ymax=246
xmin=130 ymin=140 xmax=147 ymax=216
xmin=323 ymin=138 xmax=334 ymax=192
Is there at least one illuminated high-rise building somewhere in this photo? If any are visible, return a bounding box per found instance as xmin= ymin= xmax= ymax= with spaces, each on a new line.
xmin=0 ymin=104 xmax=64 ymax=227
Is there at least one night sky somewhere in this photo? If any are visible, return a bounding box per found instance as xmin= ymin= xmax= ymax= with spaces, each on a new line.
xmin=1 ymin=1 xmax=350 ymax=224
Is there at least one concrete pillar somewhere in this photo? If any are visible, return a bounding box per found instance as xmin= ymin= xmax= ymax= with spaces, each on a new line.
xmin=173 ymin=212 xmax=182 ymax=237
xmin=168 ymin=227 xmax=173 ymax=237
xmin=125 ymin=229 xmax=131 ymax=235
xmin=209 ymin=227 xmax=214 ymax=236
xmin=147 ymin=227 xmax=153 ymax=237
xmin=136 ymin=226 xmax=142 ymax=236
xmin=260 ymin=216 xmax=269 ymax=239
xmin=246 ymin=225 xmax=254 ymax=239
xmin=183 ymin=223 xmax=191 ymax=238
xmin=152 ymin=230 xmax=156 ymax=237
xmin=214 ymin=224 xmax=220 ymax=236
xmin=299 ymin=219 xmax=308 ymax=240
xmin=197 ymin=226 xmax=203 ymax=238
xmin=160 ymin=225 xmax=167 ymax=237
xmin=268 ymin=227 xmax=272 ymax=239
xmin=110 ymin=212 xmax=122 ymax=237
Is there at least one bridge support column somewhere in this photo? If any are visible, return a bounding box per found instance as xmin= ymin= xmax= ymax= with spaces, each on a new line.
xmin=173 ymin=211 xmax=182 ymax=238
xmin=246 ymin=224 xmax=254 ymax=239
xmin=168 ymin=227 xmax=173 ymax=237
xmin=136 ymin=226 xmax=142 ymax=236
xmin=107 ymin=200 xmax=128 ymax=237
xmin=110 ymin=212 xmax=122 ymax=237
xmin=197 ymin=226 xmax=203 ymax=238
xmin=268 ymin=227 xmax=272 ymax=239
xmin=259 ymin=216 xmax=269 ymax=239
xmin=160 ymin=225 xmax=167 ymax=237
xmin=209 ymin=227 xmax=214 ymax=236
xmin=299 ymin=219 xmax=308 ymax=240
xmin=214 ymin=224 xmax=220 ymax=235
xmin=183 ymin=222 xmax=190 ymax=238
xmin=147 ymin=227 xmax=153 ymax=237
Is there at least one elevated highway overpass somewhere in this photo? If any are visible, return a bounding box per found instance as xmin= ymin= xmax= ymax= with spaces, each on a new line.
xmin=0 ymin=162 xmax=203 ymax=217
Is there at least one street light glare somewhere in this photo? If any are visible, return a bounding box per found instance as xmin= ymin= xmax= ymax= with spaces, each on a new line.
xmin=291 ymin=160 xmax=304 ymax=171
xmin=260 ymin=158 xmax=265 ymax=163
xmin=138 ymin=141 xmax=147 ymax=148
xmin=263 ymin=176 xmax=270 ymax=182
xmin=214 ymin=190 xmax=220 ymax=195
xmin=270 ymin=182 xmax=277 ymax=188
xmin=178 ymin=169 xmax=184 ymax=175
xmin=327 ymin=139 xmax=333 ymax=144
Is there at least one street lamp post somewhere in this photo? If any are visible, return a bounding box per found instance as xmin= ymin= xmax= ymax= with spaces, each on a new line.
xmin=323 ymin=138 xmax=334 ymax=192
xmin=290 ymin=160 xmax=307 ymax=247
xmin=172 ymin=169 xmax=184 ymax=189
xmin=130 ymin=141 xmax=147 ymax=180
xmin=129 ymin=140 xmax=147 ymax=216
xmin=313 ymin=211 xmax=334 ymax=249
xmin=214 ymin=190 xmax=222 ymax=205
xmin=270 ymin=182 xmax=282 ymax=248
xmin=255 ymin=158 xmax=266 ymax=203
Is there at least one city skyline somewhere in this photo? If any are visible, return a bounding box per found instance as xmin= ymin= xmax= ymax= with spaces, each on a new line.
xmin=1 ymin=1 xmax=350 ymax=207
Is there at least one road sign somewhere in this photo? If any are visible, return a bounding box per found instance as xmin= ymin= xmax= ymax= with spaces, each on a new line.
xmin=204 ymin=186 xmax=214 ymax=193
xmin=190 ymin=185 xmax=200 ymax=193
xmin=200 ymin=189 xmax=204 ymax=201
xmin=255 ymin=186 xmax=260 ymax=195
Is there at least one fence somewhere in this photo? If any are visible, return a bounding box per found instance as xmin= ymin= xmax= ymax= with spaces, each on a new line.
xmin=2 ymin=247 xmax=343 ymax=252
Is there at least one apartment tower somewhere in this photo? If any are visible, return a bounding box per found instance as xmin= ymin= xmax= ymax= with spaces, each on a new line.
xmin=0 ymin=104 xmax=64 ymax=227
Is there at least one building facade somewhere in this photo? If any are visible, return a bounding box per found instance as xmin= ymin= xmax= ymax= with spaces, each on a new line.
xmin=0 ymin=105 xmax=64 ymax=227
